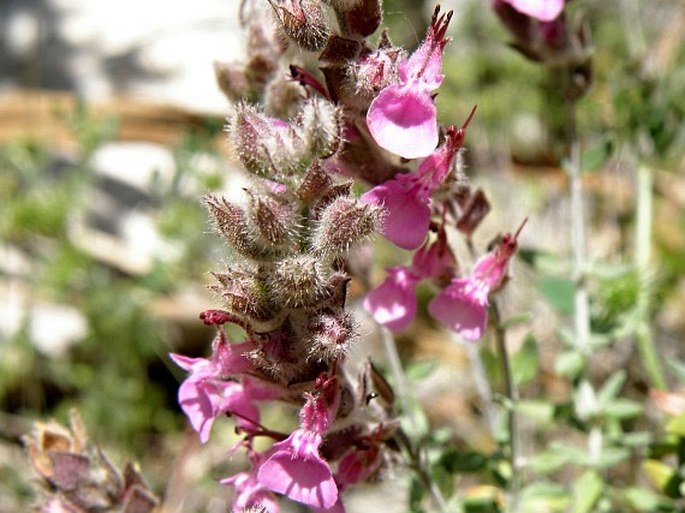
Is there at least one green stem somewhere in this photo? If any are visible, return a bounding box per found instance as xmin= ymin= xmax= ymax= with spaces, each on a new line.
xmin=635 ymin=163 xmax=666 ymax=389
xmin=491 ymin=300 xmax=521 ymax=512
xmin=564 ymin=90 xmax=591 ymax=353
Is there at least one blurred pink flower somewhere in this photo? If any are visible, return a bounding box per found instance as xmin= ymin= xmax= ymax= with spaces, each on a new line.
xmin=366 ymin=7 xmax=452 ymax=158
xmin=363 ymin=110 xmax=475 ymax=249
xmin=429 ymin=220 xmax=525 ymax=341
xmin=170 ymin=335 xmax=263 ymax=442
xmin=222 ymin=452 xmax=280 ymax=513
xmin=364 ymin=229 xmax=457 ymax=331
xmin=363 ymin=267 xmax=421 ymax=331
xmin=500 ymin=0 xmax=564 ymax=22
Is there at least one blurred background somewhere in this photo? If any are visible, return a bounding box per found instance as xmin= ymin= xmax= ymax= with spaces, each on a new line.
xmin=1 ymin=0 xmax=684 ymax=511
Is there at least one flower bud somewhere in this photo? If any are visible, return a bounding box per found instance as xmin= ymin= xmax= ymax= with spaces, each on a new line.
xmin=205 ymin=194 xmax=269 ymax=259
xmin=295 ymin=162 xmax=334 ymax=202
xmin=268 ymin=0 xmax=330 ymax=51
xmin=214 ymin=61 xmax=250 ymax=102
xmin=264 ymin=72 xmax=306 ymax=119
xmin=312 ymin=197 xmax=380 ymax=258
xmin=269 ymin=254 xmax=327 ymax=308
xmin=246 ymin=191 xmax=296 ymax=251
xmin=298 ymin=97 xmax=344 ymax=159
xmin=330 ymin=0 xmax=382 ymax=37
xmin=227 ymin=103 xmax=309 ymax=179
xmin=307 ymin=311 xmax=357 ymax=361
xmin=211 ymin=268 xmax=277 ymax=324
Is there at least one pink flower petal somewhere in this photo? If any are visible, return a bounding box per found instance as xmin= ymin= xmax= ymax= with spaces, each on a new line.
xmin=363 ymin=267 xmax=419 ymax=331
xmin=366 ymin=84 xmax=438 ymax=159
xmin=428 ymin=278 xmax=489 ymax=342
xmin=258 ymin=451 xmax=338 ymax=509
xmin=502 ymin=0 xmax=564 ymax=22
xmin=362 ymin=174 xmax=431 ymax=250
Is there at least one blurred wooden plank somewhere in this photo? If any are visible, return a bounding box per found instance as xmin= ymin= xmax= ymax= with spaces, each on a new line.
xmin=0 ymin=89 xmax=225 ymax=148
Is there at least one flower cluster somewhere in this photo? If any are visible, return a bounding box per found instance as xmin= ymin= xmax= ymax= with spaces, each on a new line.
xmin=172 ymin=0 xmax=528 ymax=511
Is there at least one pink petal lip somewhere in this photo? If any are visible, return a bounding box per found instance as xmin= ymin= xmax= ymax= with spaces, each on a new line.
xmin=366 ymin=84 xmax=438 ymax=159
xmin=257 ymin=452 xmax=338 ymax=509
xmin=503 ymin=0 xmax=564 ymax=22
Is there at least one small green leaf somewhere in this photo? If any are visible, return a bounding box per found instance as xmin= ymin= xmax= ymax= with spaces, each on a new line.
xmin=643 ymin=459 xmax=682 ymax=497
xmin=555 ymin=351 xmax=586 ymax=378
xmin=499 ymin=312 xmax=534 ymax=330
xmin=603 ymin=398 xmax=643 ymax=419
xmin=597 ymin=370 xmax=626 ymax=405
xmin=512 ymin=334 xmax=539 ymax=386
xmin=571 ymin=470 xmax=603 ymax=513
xmin=580 ymin=136 xmax=614 ymax=173
xmin=521 ymin=482 xmax=570 ymax=512
xmin=596 ymin=447 xmax=631 ymax=468
xmin=538 ymin=276 xmax=575 ymax=315
xmin=518 ymin=400 xmax=555 ymax=424
xmin=666 ymin=413 xmax=685 ymax=437
xmin=623 ymin=486 xmax=667 ymax=511
xmin=406 ymin=359 xmax=437 ymax=381
xmin=667 ymin=358 xmax=685 ymax=383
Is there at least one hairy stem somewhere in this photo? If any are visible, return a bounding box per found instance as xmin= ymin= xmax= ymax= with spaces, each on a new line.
xmin=395 ymin=427 xmax=449 ymax=513
xmin=564 ymin=91 xmax=591 ymax=353
xmin=635 ymin=163 xmax=666 ymax=389
xmin=491 ymin=300 xmax=521 ymax=512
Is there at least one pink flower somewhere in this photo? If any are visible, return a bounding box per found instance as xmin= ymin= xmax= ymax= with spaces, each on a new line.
xmin=429 ymin=220 xmax=526 ymax=341
xmin=500 ymin=0 xmax=565 ymax=22
xmin=364 ymin=229 xmax=457 ymax=331
xmin=222 ymin=452 xmax=280 ymax=513
xmin=363 ymin=109 xmax=476 ymax=249
xmin=257 ymin=429 xmax=338 ymax=509
xmin=366 ymin=7 xmax=453 ymax=159
xmin=170 ymin=333 xmax=263 ymax=442
xmin=257 ymin=375 xmax=341 ymax=509
xmin=363 ymin=267 xmax=421 ymax=331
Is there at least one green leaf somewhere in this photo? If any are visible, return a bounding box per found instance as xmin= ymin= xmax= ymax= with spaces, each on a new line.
xmin=667 ymin=358 xmax=685 ymax=383
xmin=499 ymin=312 xmax=534 ymax=330
xmin=571 ymin=470 xmax=603 ymax=513
xmin=666 ymin=413 xmax=685 ymax=437
xmin=406 ymin=359 xmax=437 ymax=381
xmin=643 ymin=459 xmax=682 ymax=497
xmin=596 ymin=447 xmax=631 ymax=468
xmin=517 ymin=248 xmax=572 ymax=274
xmin=521 ymin=482 xmax=570 ymax=512
xmin=580 ymin=136 xmax=614 ymax=173
xmin=538 ymin=276 xmax=575 ymax=315
xmin=554 ymin=351 xmax=586 ymax=379
xmin=603 ymin=398 xmax=643 ymax=419
xmin=623 ymin=486 xmax=668 ymax=511
xmin=512 ymin=334 xmax=539 ymax=386
xmin=518 ymin=400 xmax=555 ymax=424
xmin=597 ymin=370 xmax=626 ymax=405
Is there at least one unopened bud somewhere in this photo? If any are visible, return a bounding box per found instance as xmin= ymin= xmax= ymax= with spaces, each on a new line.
xmin=456 ymin=187 xmax=491 ymax=237
xmin=205 ymin=194 xmax=262 ymax=259
xmin=307 ymin=311 xmax=357 ymax=361
xmin=312 ymin=197 xmax=380 ymax=258
xmin=264 ymin=72 xmax=305 ymax=119
xmin=214 ymin=61 xmax=250 ymax=102
xmin=295 ymin=162 xmax=334 ymax=202
xmin=211 ymin=268 xmax=276 ymax=323
xmin=298 ymin=97 xmax=344 ymax=158
xmin=246 ymin=192 xmax=295 ymax=250
xmin=269 ymin=254 xmax=327 ymax=308
xmin=331 ymin=0 xmax=382 ymax=37
xmin=268 ymin=0 xmax=330 ymax=51
xmin=227 ymin=103 xmax=309 ymax=178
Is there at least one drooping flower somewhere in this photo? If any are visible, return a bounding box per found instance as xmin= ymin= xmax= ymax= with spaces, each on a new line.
xmin=364 ymin=228 xmax=457 ymax=331
xmin=429 ymin=219 xmax=526 ymax=341
xmin=363 ymin=267 xmax=421 ymax=331
xmin=170 ymin=332 xmax=264 ymax=442
xmin=363 ymin=108 xmax=476 ymax=249
xmin=257 ymin=375 xmax=341 ymax=509
xmin=499 ymin=0 xmax=565 ymax=22
xmin=366 ymin=6 xmax=453 ymax=159
xmin=222 ymin=451 xmax=280 ymax=513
